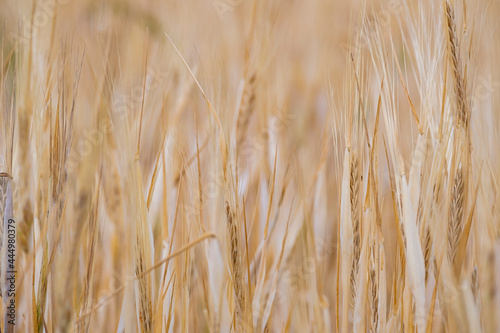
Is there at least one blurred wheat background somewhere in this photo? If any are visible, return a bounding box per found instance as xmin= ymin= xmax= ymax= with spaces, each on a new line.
xmin=0 ymin=0 xmax=499 ymax=331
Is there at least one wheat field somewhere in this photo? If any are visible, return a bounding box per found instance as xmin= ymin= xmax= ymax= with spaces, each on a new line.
xmin=0 ymin=0 xmax=499 ymax=332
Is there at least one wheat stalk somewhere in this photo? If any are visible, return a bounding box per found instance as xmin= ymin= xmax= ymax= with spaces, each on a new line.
xmin=349 ymin=153 xmax=361 ymax=309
